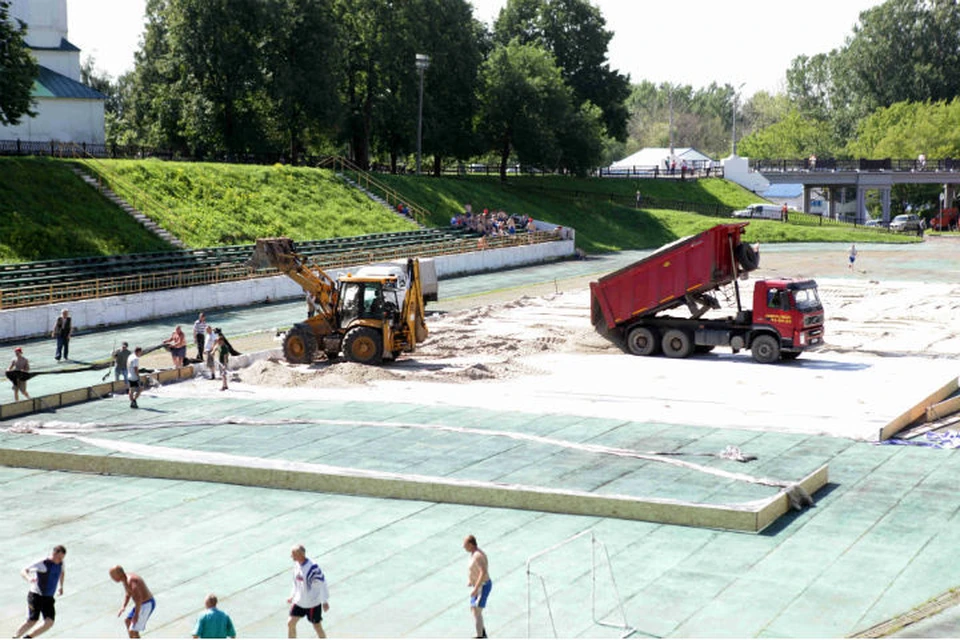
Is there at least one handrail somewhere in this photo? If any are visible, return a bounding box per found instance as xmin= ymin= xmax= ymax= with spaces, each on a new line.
xmin=327 ymin=156 xmax=433 ymax=225
xmin=0 ymin=231 xmax=562 ymax=310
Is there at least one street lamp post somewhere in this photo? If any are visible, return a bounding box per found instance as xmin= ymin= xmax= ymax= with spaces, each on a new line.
xmin=415 ymin=53 xmax=431 ymax=175
xmin=731 ymin=82 xmax=745 ymax=157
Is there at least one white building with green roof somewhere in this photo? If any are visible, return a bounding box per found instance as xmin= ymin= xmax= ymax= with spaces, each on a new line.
xmin=1 ymin=0 xmax=106 ymax=145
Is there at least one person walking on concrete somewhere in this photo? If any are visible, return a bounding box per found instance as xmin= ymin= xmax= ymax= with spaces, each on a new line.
xmin=849 ymin=243 xmax=857 ymax=270
xmin=193 ymin=593 xmax=236 ymax=639
xmin=127 ymin=347 xmax=143 ymax=408
xmin=287 ymin=544 xmax=330 ymax=638
xmin=52 ymin=309 xmax=72 ymax=361
xmin=13 ymin=545 xmax=66 ymax=639
xmin=113 ymin=342 xmax=131 ymax=386
xmin=193 ymin=313 xmax=208 ymax=361
xmin=464 ymin=534 xmax=491 ymax=639
xmin=109 ymin=565 xmax=156 ymax=638
xmin=7 ymin=346 xmax=31 ymax=402
xmin=203 ymin=326 xmax=216 ymax=380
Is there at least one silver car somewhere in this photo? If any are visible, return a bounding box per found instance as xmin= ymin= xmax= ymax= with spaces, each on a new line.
xmin=889 ymin=214 xmax=921 ymax=232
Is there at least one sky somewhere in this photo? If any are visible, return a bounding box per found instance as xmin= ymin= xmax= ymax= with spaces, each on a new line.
xmin=67 ymin=0 xmax=884 ymax=97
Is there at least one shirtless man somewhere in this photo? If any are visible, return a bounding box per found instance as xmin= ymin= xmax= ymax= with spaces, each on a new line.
xmin=463 ymin=535 xmax=492 ymax=639
xmin=109 ymin=566 xmax=156 ymax=638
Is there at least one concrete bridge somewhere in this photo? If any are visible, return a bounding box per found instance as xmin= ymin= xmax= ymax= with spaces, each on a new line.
xmin=753 ymin=158 xmax=960 ymax=222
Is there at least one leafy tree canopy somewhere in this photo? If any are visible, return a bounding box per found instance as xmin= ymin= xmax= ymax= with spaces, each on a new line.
xmin=493 ymin=0 xmax=629 ymax=141
xmin=0 ymin=0 xmax=39 ymax=126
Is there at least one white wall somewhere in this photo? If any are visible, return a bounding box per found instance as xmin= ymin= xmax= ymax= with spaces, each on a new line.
xmin=0 ymin=240 xmax=576 ymax=341
xmin=9 ymin=0 xmax=67 ymax=48
xmin=0 ymin=98 xmax=105 ymax=144
xmin=35 ymin=49 xmax=81 ymax=82
xmin=722 ymin=155 xmax=770 ymax=194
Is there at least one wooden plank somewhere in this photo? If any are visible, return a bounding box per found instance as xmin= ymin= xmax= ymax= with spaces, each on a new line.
xmin=0 ymin=447 xmax=828 ymax=534
xmin=878 ymin=377 xmax=959 ymax=441
xmin=926 ymin=394 xmax=960 ymax=423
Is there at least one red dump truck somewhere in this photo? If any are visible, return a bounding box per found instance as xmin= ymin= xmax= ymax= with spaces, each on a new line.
xmin=590 ymin=223 xmax=825 ymax=363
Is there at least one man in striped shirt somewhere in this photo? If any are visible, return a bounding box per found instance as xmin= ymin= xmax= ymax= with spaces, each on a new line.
xmin=286 ymin=544 xmax=330 ymax=638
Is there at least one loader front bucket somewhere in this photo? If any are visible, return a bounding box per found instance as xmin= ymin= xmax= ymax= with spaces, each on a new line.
xmin=248 ymin=237 xmax=297 ymax=270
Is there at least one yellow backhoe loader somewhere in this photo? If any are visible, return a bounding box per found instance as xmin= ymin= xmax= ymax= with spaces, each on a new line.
xmin=249 ymin=237 xmax=431 ymax=365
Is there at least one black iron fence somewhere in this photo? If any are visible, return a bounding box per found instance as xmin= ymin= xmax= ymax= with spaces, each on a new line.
xmin=754 ymin=157 xmax=960 ymax=173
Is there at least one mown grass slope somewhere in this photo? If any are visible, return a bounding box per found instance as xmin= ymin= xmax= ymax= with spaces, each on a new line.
xmin=0 ymin=157 xmax=172 ymax=262
xmin=1 ymin=158 xmax=916 ymax=264
xmin=82 ymin=159 xmax=421 ymax=247
xmin=373 ymin=174 xmax=916 ymax=253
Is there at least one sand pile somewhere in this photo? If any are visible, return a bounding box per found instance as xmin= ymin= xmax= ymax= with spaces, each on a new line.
xmin=237 ymin=278 xmax=960 ymax=391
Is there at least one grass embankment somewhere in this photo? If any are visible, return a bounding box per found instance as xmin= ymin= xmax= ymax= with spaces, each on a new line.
xmin=82 ymin=159 xmax=421 ymax=248
xmin=0 ymin=158 xmax=917 ymax=264
xmin=0 ymin=157 xmax=172 ymax=262
xmin=373 ymin=174 xmax=918 ymax=253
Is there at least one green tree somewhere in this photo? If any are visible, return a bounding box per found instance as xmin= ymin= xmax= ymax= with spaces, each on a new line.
xmin=493 ymin=0 xmax=630 ymax=141
xmin=263 ymin=0 xmax=342 ymax=160
xmin=737 ymin=109 xmax=834 ymax=159
xmin=0 ymin=0 xmax=39 ymax=126
xmin=336 ymin=0 xmax=391 ymax=168
xmin=416 ymin=0 xmax=486 ymax=175
xmin=167 ymin=0 xmax=269 ymax=155
xmin=846 ymin=99 xmax=960 ymax=159
xmin=125 ymin=0 xmax=191 ymax=153
xmin=477 ymin=41 xmax=588 ymax=178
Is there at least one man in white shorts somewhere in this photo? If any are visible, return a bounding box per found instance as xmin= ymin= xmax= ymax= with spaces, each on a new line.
xmin=287 ymin=544 xmax=330 ymax=638
xmin=109 ymin=565 xmax=156 ymax=638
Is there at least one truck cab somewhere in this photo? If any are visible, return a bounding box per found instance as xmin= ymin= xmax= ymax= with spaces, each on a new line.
xmin=748 ymin=279 xmax=825 ymax=361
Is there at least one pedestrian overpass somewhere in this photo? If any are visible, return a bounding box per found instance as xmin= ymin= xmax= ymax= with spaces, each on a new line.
xmin=753 ymin=158 xmax=960 ymax=222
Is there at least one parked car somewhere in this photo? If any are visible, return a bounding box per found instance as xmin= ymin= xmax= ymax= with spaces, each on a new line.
xmin=732 ymin=204 xmax=784 ymax=220
xmin=864 ymin=218 xmax=887 ymax=227
xmin=889 ymin=214 xmax=922 ymax=232
xmin=931 ymin=208 xmax=958 ymax=231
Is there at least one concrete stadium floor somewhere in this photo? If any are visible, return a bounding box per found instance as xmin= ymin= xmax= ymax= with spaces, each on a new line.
xmin=3 ymin=392 xmax=960 ymax=638
xmin=3 ymin=238 xmax=960 ymax=638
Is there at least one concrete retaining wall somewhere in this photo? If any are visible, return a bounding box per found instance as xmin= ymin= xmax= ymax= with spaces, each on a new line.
xmin=0 ymin=240 xmax=574 ymax=342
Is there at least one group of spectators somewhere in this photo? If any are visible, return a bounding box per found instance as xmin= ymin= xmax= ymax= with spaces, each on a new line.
xmin=450 ymin=204 xmax=536 ymax=238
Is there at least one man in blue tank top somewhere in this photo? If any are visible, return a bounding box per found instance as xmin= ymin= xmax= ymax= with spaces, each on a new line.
xmin=14 ymin=545 xmax=66 ymax=639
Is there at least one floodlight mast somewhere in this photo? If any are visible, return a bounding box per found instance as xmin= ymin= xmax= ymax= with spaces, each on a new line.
xmin=415 ymin=54 xmax=431 ymax=175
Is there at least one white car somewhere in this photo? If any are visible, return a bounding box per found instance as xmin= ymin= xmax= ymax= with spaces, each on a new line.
xmin=889 ymin=214 xmax=922 ymax=232
xmin=732 ymin=204 xmax=784 ymax=220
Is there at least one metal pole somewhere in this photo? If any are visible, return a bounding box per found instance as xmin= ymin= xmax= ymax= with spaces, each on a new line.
xmin=415 ymin=54 xmax=430 ymax=176
xmin=732 ymin=82 xmax=745 ymax=157
xmin=417 ymin=66 xmax=424 ymax=175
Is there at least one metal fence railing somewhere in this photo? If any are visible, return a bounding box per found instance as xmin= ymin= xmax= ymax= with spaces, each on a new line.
xmin=0 ymin=231 xmax=562 ymax=310
xmin=754 ymin=157 xmax=960 ymax=173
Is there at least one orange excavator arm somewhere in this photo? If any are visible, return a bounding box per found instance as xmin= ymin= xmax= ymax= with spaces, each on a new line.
xmin=249 ymin=237 xmax=338 ymax=319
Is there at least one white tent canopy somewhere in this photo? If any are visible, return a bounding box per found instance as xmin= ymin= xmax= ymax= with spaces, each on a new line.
xmin=611 ymin=147 xmax=714 ymax=169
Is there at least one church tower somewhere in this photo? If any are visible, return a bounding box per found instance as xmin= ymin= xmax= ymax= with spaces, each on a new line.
xmin=1 ymin=0 xmax=106 ymax=145
xmin=9 ymin=0 xmax=80 ymax=81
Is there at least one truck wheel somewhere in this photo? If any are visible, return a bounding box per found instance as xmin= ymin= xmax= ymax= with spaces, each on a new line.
xmin=626 ymin=326 xmax=660 ymax=356
xmin=751 ymin=334 xmax=781 ymax=363
xmin=661 ymin=329 xmax=693 ymax=358
xmin=283 ymin=325 xmax=318 ymax=364
xmin=735 ymin=242 xmax=760 ymax=271
xmin=343 ymin=327 xmax=383 ymax=365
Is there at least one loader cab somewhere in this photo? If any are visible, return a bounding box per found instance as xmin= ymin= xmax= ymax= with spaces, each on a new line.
xmin=337 ymin=277 xmax=402 ymax=328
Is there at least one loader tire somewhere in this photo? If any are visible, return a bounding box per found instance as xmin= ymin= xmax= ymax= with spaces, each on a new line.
xmin=735 ymin=242 xmax=760 ymax=272
xmin=343 ymin=327 xmax=383 ymax=365
xmin=283 ymin=324 xmax=318 ymax=364
xmin=661 ymin=329 xmax=693 ymax=358
xmin=625 ymin=326 xmax=660 ymax=356
xmin=751 ymin=334 xmax=780 ymax=364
